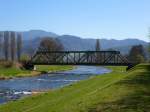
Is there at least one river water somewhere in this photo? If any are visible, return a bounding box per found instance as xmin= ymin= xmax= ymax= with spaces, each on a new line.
xmin=0 ymin=66 xmax=111 ymax=104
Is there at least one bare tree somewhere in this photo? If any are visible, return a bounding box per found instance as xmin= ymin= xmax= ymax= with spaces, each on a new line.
xmin=95 ymin=39 xmax=101 ymax=51
xmin=17 ymin=33 xmax=22 ymax=61
xmin=95 ymin=39 xmax=101 ymax=62
xmin=0 ymin=32 xmax=3 ymax=59
xmin=39 ymin=37 xmax=64 ymax=51
xmin=38 ymin=37 xmax=64 ymax=62
xmin=26 ymin=44 xmax=35 ymax=58
xmin=4 ymin=31 xmax=9 ymax=61
xmin=10 ymin=32 xmax=16 ymax=61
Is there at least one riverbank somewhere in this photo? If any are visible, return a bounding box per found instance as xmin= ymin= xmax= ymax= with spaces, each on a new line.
xmin=0 ymin=65 xmax=74 ymax=79
xmin=0 ymin=64 xmax=149 ymax=112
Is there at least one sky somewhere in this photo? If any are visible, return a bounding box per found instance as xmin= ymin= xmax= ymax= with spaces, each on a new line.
xmin=0 ymin=0 xmax=150 ymax=41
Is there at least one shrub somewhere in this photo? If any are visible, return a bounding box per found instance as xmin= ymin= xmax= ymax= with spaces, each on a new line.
xmin=3 ymin=61 xmax=13 ymax=68
xmin=0 ymin=61 xmax=13 ymax=68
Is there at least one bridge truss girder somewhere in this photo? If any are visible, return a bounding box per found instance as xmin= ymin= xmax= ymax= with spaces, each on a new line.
xmin=30 ymin=51 xmax=130 ymax=66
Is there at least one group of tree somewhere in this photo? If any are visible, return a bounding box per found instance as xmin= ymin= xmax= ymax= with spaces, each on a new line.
xmin=0 ymin=31 xmax=22 ymax=61
xmin=95 ymin=38 xmax=147 ymax=64
xmin=39 ymin=37 xmax=64 ymax=51
xmin=37 ymin=37 xmax=64 ymax=62
xmin=128 ymin=45 xmax=146 ymax=63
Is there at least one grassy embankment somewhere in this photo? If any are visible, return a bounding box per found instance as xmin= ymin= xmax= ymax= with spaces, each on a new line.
xmin=0 ymin=64 xmax=74 ymax=79
xmin=0 ymin=64 xmax=149 ymax=112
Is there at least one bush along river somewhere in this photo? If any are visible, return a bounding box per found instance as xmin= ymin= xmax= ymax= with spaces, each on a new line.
xmin=0 ymin=66 xmax=111 ymax=104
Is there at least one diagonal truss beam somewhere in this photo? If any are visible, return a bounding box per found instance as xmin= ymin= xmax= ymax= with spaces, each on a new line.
xmin=29 ymin=50 xmax=132 ymax=66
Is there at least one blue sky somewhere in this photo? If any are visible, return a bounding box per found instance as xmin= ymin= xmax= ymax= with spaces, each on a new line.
xmin=0 ymin=0 xmax=150 ymax=41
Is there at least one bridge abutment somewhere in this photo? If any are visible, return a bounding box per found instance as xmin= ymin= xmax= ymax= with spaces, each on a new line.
xmin=22 ymin=62 xmax=34 ymax=70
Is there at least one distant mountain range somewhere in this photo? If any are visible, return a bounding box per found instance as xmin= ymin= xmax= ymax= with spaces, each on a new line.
xmin=57 ymin=35 xmax=148 ymax=53
xmin=21 ymin=30 xmax=148 ymax=55
xmin=21 ymin=30 xmax=58 ymax=40
xmin=1 ymin=30 xmax=149 ymax=55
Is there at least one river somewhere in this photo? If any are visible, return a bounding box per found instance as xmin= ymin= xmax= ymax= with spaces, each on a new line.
xmin=0 ymin=66 xmax=111 ymax=104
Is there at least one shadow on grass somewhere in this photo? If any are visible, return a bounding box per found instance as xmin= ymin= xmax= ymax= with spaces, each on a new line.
xmin=88 ymin=64 xmax=150 ymax=112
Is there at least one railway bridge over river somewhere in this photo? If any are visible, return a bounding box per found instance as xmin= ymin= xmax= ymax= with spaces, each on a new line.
xmin=24 ymin=50 xmax=134 ymax=70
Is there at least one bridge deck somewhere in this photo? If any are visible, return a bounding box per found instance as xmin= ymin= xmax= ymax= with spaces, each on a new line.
xmin=36 ymin=50 xmax=120 ymax=53
xmin=31 ymin=63 xmax=130 ymax=66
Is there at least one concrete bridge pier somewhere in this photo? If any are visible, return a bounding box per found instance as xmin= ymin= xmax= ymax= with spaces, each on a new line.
xmin=33 ymin=65 xmax=37 ymax=71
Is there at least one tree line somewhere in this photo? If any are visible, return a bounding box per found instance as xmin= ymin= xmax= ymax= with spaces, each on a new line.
xmin=0 ymin=31 xmax=22 ymax=61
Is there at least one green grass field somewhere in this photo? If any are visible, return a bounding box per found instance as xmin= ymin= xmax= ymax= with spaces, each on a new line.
xmin=0 ymin=66 xmax=31 ymax=78
xmin=0 ymin=65 xmax=74 ymax=79
xmin=0 ymin=64 xmax=149 ymax=112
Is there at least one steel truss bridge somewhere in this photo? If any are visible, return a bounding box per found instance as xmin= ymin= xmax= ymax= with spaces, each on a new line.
xmin=25 ymin=50 xmax=134 ymax=70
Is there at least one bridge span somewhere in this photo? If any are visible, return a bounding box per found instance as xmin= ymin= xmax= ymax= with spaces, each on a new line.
xmin=24 ymin=50 xmax=134 ymax=70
